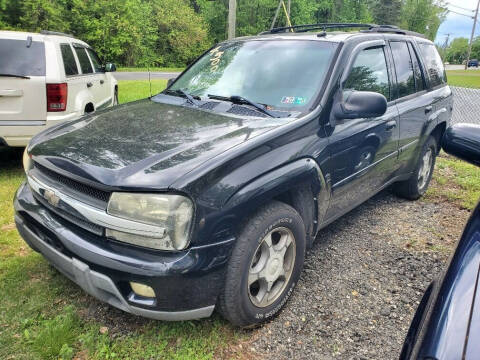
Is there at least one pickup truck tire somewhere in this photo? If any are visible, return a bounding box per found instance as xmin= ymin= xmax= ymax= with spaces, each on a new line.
xmin=394 ymin=136 xmax=437 ymax=200
xmin=218 ymin=201 xmax=306 ymax=327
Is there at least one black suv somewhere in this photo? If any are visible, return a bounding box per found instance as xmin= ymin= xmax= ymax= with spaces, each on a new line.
xmin=14 ymin=24 xmax=452 ymax=327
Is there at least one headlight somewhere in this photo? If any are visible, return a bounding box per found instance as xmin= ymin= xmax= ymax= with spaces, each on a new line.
xmin=22 ymin=148 xmax=33 ymax=173
xmin=106 ymin=193 xmax=194 ymax=251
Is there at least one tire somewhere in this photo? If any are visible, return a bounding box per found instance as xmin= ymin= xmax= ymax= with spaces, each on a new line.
xmin=393 ymin=136 xmax=437 ymax=200
xmin=113 ymin=89 xmax=119 ymax=106
xmin=218 ymin=201 xmax=306 ymax=328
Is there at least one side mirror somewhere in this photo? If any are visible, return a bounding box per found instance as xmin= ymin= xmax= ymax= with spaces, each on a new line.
xmin=333 ymin=91 xmax=387 ymax=120
xmin=167 ymin=77 xmax=177 ymax=87
xmin=105 ymin=63 xmax=116 ymax=72
xmin=442 ymin=123 xmax=480 ymax=167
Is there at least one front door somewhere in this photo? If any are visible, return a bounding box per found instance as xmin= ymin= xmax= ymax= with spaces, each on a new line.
xmin=324 ymin=44 xmax=400 ymax=221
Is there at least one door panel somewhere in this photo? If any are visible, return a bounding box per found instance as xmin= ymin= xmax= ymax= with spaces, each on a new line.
xmin=390 ymin=41 xmax=431 ymax=172
xmin=86 ymin=48 xmax=111 ymax=107
xmin=73 ymin=46 xmax=101 ymax=109
xmin=325 ymin=106 xmax=399 ymax=219
xmin=324 ymin=45 xmax=399 ymax=221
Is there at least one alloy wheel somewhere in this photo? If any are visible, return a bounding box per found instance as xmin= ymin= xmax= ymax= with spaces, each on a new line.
xmin=247 ymin=227 xmax=296 ymax=308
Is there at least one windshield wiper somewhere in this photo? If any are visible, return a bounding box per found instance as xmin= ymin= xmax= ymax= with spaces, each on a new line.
xmin=0 ymin=73 xmax=30 ymax=79
xmin=164 ymin=88 xmax=199 ymax=106
xmin=207 ymin=94 xmax=279 ymax=118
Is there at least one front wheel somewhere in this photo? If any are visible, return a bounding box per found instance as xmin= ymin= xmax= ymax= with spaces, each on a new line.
xmin=393 ymin=136 xmax=437 ymax=200
xmin=218 ymin=201 xmax=306 ymax=327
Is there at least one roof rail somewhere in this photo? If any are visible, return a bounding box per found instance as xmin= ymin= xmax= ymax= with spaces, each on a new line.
xmin=260 ymin=23 xmax=426 ymax=38
xmin=260 ymin=23 xmax=376 ymax=35
xmin=40 ymin=30 xmax=74 ymax=38
xmin=363 ymin=25 xmax=426 ymax=38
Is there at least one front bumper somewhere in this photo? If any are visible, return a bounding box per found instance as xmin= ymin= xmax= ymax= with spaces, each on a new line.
xmin=14 ymin=182 xmax=235 ymax=321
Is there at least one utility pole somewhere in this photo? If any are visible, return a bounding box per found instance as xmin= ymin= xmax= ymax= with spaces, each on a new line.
xmin=442 ymin=33 xmax=451 ymax=49
xmin=228 ymin=0 xmax=236 ymax=40
xmin=287 ymin=0 xmax=291 ymax=24
xmin=465 ymin=0 xmax=480 ymax=70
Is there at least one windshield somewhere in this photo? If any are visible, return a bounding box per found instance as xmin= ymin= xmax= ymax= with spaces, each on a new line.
xmin=0 ymin=39 xmax=46 ymax=76
xmin=169 ymin=40 xmax=337 ymax=111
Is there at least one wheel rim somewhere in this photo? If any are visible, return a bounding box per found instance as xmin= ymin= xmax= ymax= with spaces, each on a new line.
xmin=418 ymin=148 xmax=433 ymax=189
xmin=247 ymin=227 xmax=296 ymax=308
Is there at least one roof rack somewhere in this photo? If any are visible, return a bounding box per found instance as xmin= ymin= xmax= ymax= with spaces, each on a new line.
xmin=362 ymin=25 xmax=426 ymax=38
xmin=40 ymin=30 xmax=74 ymax=38
xmin=260 ymin=23 xmax=376 ymax=34
xmin=260 ymin=23 xmax=426 ymax=38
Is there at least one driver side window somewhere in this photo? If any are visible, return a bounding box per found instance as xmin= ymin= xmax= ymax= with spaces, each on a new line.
xmin=344 ymin=47 xmax=390 ymax=101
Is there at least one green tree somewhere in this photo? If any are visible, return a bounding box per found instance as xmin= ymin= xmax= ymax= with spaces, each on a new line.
xmin=368 ymin=0 xmax=402 ymax=25
xmin=471 ymin=36 xmax=480 ymax=60
xmin=18 ymin=0 xmax=70 ymax=32
xmin=67 ymin=0 xmax=157 ymax=66
xmin=445 ymin=37 xmax=469 ymax=63
xmin=401 ymin=0 xmax=447 ymax=40
xmin=152 ymin=0 xmax=210 ymax=66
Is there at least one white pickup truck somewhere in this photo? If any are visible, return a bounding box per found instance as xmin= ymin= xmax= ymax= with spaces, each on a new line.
xmin=0 ymin=30 xmax=118 ymax=147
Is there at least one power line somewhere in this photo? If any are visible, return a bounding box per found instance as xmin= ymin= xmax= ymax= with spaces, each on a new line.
xmin=442 ymin=7 xmax=475 ymax=18
xmin=445 ymin=2 xmax=475 ymax=13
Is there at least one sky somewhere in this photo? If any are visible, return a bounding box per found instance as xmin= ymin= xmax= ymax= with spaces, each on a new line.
xmin=435 ymin=0 xmax=480 ymax=44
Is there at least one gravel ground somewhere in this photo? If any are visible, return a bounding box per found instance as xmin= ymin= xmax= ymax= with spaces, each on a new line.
xmin=250 ymin=190 xmax=470 ymax=359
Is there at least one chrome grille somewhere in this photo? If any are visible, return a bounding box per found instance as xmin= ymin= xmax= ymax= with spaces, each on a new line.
xmin=34 ymin=162 xmax=110 ymax=203
xmin=32 ymin=191 xmax=104 ymax=236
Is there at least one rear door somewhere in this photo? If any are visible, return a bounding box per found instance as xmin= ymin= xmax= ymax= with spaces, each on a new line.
xmin=389 ymin=40 xmax=431 ymax=172
xmin=72 ymin=44 xmax=102 ymax=110
xmin=85 ymin=48 xmax=112 ymax=108
xmin=0 ymin=37 xmax=47 ymax=125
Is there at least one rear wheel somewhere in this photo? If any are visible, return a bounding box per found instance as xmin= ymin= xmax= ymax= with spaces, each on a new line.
xmin=218 ymin=201 xmax=306 ymax=327
xmin=393 ymin=136 xmax=437 ymax=200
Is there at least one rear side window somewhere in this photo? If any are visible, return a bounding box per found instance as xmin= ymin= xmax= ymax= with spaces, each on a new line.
xmin=390 ymin=41 xmax=416 ymax=98
xmin=0 ymin=38 xmax=46 ymax=76
xmin=74 ymin=46 xmax=93 ymax=74
xmin=60 ymin=44 xmax=79 ymax=76
xmin=408 ymin=43 xmax=425 ymax=92
xmin=418 ymin=43 xmax=446 ymax=87
xmin=86 ymin=49 xmax=103 ymax=72
xmin=344 ymin=46 xmax=390 ymax=100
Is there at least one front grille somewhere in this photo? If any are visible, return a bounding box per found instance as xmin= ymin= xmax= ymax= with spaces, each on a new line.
xmin=34 ymin=162 xmax=110 ymax=203
xmin=32 ymin=191 xmax=104 ymax=236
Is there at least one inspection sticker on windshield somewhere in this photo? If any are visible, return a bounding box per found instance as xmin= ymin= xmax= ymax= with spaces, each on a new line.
xmin=281 ymin=96 xmax=306 ymax=105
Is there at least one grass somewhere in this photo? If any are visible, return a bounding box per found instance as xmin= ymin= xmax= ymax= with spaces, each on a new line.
xmin=0 ymin=147 xmax=243 ymax=359
xmin=425 ymin=152 xmax=480 ymax=210
xmin=117 ymin=67 xmax=185 ymax=73
xmin=118 ymin=79 xmax=167 ymax=104
xmin=446 ymin=69 xmax=480 ymax=89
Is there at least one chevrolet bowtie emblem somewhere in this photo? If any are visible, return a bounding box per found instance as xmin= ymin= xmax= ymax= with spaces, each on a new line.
xmin=44 ymin=189 xmax=60 ymax=207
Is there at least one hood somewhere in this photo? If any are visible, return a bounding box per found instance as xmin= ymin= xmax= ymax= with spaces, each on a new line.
xmin=30 ymin=99 xmax=288 ymax=189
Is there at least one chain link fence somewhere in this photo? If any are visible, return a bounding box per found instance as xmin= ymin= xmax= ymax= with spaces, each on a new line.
xmin=451 ymin=86 xmax=480 ymax=125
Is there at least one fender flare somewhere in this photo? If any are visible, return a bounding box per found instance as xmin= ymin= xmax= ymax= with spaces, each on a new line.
xmin=74 ymin=89 xmax=95 ymax=114
xmin=224 ymin=158 xmax=331 ymax=244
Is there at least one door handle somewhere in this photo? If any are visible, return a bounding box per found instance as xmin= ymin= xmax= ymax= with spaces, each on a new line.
xmin=425 ymin=106 xmax=433 ymax=114
xmin=87 ymin=82 xmax=93 ymax=88
xmin=100 ymin=80 xmax=104 ymax=84
xmin=385 ymin=120 xmax=397 ymax=131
